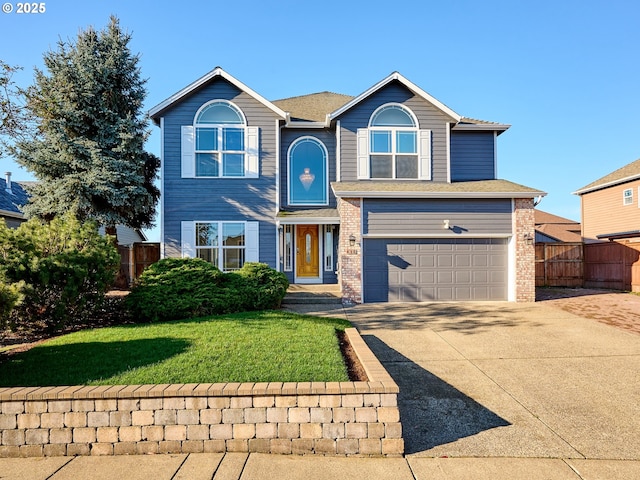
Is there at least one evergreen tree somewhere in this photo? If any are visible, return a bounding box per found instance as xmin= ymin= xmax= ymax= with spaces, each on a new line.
xmin=14 ymin=16 xmax=160 ymax=238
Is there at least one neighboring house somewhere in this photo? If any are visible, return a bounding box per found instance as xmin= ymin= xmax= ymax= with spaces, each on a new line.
xmin=149 ymin=68 xmax=545 ymax=303
xmin=0 ymin=172 xmax=29 ymax=228
xmin=0 ymin=172 xmax=146 ymax=245
xmin=534 ymin=210 xmax=581 ymax=243
xmin=574 ymin=158 xmax=640 ymax=242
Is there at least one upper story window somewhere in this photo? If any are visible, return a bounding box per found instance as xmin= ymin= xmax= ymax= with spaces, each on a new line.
xmin=288 ymin=136 xmax=328 ymax=205
xmin=357 ymin=103 xmax=431 ymax=180
xmin=195 ymin=101 xmax=246 ymax=177
xmin=623 ymin=188 xmax=633 ymax=205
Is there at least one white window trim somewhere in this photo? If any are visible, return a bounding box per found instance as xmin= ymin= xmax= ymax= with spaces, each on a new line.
xmin=182 ymin=100 xmax=259 ymax=179
xmin=358 ymin=103 xmax=430 ymax=180
xmin=283 ymin=224 xmax=293 ymax=272
xmin=287 ymin=136 xmax=330 ymax=206
xmin=324 ymin=225 xmax=334 ymax=272
xmin=623 ymin=188 xmax=633 ymax=206
xmin=182 ymin=220 xmax=259 ymax=271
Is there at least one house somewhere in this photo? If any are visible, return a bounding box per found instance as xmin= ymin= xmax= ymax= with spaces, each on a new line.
xmin=0 ymin=172 xmax=146 ymax=245
xmin=534 ymin=210 xmax=581 ymax=243
xmin=149 ymin=68 xmax=545 ymax=303
xmin=574 ymin=158 xmax=640 ymax=242
xmin=0 ymin=172 xmax=30 ymax=228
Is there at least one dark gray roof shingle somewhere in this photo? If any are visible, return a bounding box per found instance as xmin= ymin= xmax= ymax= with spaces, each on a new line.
xmin=0 ymin=178 xmax=29 ymax=218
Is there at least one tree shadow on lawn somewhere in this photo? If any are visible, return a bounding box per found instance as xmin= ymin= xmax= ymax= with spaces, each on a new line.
xmin=0 ymin=338 xmax=191 ymax=387
xmin=362 ymin=335 xmax=510 ymax=454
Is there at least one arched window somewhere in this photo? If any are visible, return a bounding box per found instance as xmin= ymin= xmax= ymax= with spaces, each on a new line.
xmin=194 ymin=101 xmax=246 ymax=177
xmin=288 ymin=137 xmax=328 ymax=205
xmin=368 ymin=104 xmax=419 ymax=179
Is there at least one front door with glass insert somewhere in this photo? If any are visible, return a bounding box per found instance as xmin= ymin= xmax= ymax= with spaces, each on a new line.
xmin=296 ymin=225 xmax=319 ymax=278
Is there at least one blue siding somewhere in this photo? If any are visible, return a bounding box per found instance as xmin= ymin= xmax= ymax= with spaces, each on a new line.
xmin=280 ymin=129 xmax=337 ymax=209
xmin=363 ymin=198 xmax=512 ymax=236
xmin=336 ymin=81 xmax=454 ymax=182
xmin=450 ymin=131 xmax=496 ymax=181
xmin=160 ymin=78 xmax=280 ymax=266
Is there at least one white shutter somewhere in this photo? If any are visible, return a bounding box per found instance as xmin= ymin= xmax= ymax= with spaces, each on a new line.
xmin=181 ymin=221 xmax=196 ymax=258
xmin=245 ymin=127 xmax=259 ymax=178
xmin=357 ymin=128 xmax=369 ymax=179
xmin=181 ymin=126 xmax=195 ymax=178
xmin=245 ymin=221 xmax=259 ymax=262
xmin=419 ymin=129 xmax=432 ymax=180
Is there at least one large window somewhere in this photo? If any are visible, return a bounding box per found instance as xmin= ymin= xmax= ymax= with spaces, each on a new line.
xmin=369 ymin=104 xmax=418 ymax=179
xmin=196 ymin=221 xmax=246 ymax=271
xmin=195 ymin=101 xmax=246 ymax=177
xmin=288 ymin=137 xmax=328 ymax=205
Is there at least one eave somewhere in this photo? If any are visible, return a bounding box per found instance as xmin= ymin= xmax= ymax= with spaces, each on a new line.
xmin=573 ymin=173 xmax=640 ymax=196
xmin=328 ymin=72 xmax=462 ymax=123
xmin=149 ymin=67 xmax=288 ymax=125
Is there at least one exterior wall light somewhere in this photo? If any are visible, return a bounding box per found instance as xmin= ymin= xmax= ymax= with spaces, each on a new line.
xmin=349 ymin=234 xmax=356 ymax=247
xmin=443 ymin=219 xmax=450 ymax=230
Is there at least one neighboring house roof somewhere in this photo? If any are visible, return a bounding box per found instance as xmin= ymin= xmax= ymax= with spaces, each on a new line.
xmin=0 ymin=176 xmax=29 ymax=220
xmin=149 ymin=66 xmax=288 ymax=124
xmin=574 ymin=158 xmax=640 ymax=195
xmin=331 ymin=179 xmax=546 ymax=198
xmin=534 ymin=209 xmax=581 ymax=242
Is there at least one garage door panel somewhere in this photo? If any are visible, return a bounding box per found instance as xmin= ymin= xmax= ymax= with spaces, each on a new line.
xmin=363 ymin=238 xmax=507 ymax=302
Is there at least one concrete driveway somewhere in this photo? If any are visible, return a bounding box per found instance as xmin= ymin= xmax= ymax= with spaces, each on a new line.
xmin=333 ymin=301 xmax=640 ymax=460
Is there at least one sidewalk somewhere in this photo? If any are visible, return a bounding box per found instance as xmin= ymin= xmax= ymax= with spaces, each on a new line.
xmin=2 ymin=452 xmax=640 ymax=479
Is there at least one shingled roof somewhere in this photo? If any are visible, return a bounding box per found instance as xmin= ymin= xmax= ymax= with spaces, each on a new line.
xmin=0 ymin=177 xmax=29 ymax=219
xmin=332 ymin=179 xmax=546 ymax=198
xmin=574 ymin=158 xmax=640 ymax=195
xmin=272 ymin=92 xmax=353 ymax=123
xmin=535 ymin=210 xmax=581 ymax=243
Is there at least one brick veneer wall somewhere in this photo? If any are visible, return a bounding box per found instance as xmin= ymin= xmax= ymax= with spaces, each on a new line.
xmin=0 ymin=329 xmax=402 ymax=458
xmin=514 ymin=198 xmax=536 ymax=302
xmin=338 ymin=198 xmax=362 ymax=304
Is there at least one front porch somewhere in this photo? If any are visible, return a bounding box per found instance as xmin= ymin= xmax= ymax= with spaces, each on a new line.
xmin=282 ymin=284 xmax=342 ymax=305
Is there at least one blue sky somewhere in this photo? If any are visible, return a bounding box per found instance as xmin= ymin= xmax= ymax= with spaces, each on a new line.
xmin=1 ymin=0 xmax=639 ymax=241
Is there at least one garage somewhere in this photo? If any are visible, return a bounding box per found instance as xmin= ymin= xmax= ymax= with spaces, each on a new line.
xmin=363 ymin=237 xmax=508 ymax=302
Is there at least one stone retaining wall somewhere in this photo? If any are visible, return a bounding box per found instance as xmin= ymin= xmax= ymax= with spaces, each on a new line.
xmin=0 ymin=328 xmax=403 ymax=458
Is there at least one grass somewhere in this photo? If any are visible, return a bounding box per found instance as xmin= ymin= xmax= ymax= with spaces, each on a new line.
xmin=0 ymin=311 xmax=352 ymax=387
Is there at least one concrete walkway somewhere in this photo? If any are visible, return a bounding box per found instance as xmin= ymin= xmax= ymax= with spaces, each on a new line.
xmin=2 ymin=301 xmax=639 ymax=479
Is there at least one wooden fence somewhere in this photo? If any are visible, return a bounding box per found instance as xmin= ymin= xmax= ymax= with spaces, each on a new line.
xmin=536 ymin=241 xmax=640 ymax=292
xmin=116 ymin=242 xmax=160 ymax=288
xmin=535 ymin=243 xmax=584 ymax=287
xmin=584 ymin=241 xmax=640 ymax=292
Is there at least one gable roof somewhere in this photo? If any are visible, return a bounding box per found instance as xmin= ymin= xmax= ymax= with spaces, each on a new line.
xmin=329 ymin=71 xmax=462 ymax=122
xmin=331 ymin=179 xmax=546 ymax=199
xmin=574 ymin=158 xmax=640 ymax=195
xmin=534 ymin=209 xmax=581 ymax=243
xmin=148 ymin=67 xmax=288 ymax=125
xmin=0 ymin=177 xmax=29 ymax=219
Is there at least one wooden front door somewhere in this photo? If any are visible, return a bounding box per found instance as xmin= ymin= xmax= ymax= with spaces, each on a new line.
xmin=296 ymin=225 xmax=320 ymax=278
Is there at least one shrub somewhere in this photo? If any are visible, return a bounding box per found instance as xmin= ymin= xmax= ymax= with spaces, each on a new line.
xmin=126 ymin=258 xmax=225 ymax=322
xmin=0 ymin=214 xmax=119 ymax=332
xmin=236 ymin=262 xmax=289 ymax=310
xmin=126 ymin=259 xmax=289 ymax=321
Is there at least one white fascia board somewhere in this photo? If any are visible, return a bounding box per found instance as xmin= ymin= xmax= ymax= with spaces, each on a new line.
xmin=149 ymin=67 xmax=288 ymax=123
xmin=0 ymin=209 xmax=24 ymax=219
xmin=285 ymin=120 xmax=328 ymax=129
xmin=329 ymin=72 xmax=462 ymax=122
xmin=573 ymin=174 xmax=640 ymax=195
xmin=278 ymin=217 xmax=341 ymax=225
xmin=452 ymin=123 xmax=511 ymax=132
xmin=331 ymin=190 xmax=547 ymax=199
xmin=362 ymin=233 xmax=512 ymax=239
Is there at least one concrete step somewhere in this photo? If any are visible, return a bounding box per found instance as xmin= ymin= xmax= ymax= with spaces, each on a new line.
xmin=282 ymin=285 xmax=342 ymax=304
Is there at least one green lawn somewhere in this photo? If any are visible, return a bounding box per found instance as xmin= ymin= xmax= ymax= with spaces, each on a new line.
xmin=0 ymin=311 xmax=352 ymax=386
